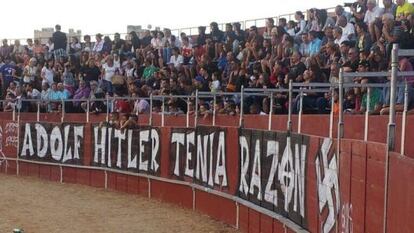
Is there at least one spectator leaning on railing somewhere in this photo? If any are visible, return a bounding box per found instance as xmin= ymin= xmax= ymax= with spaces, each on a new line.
xmin=1 ymin=2 xmax=414 ymax=119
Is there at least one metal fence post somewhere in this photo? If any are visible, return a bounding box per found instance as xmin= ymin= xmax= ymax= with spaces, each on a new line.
xmin=329 ymin=88 xmax=334 ymax=139
xmin=186 ymin=97 xmax=190 ymax=128
xmin=86 ymin=99 xmax=90 ymax=123
xmin=161 ymin=96 xmax=165 ymax=127
xmin=61 ymin=99 xmax=65 ymax=123
xmin=213 ymin=94 xmax=217 ymax=126
xmin=149 ymin=93 xmax=153 ymax=126
xmin=105 ymin=95 xmax=110 ymax=122
xmin=195 ymin=90 xmax=199 ymax=127
xmin=364 ymin=87 xmax=371 ymax=141
xmin=338 ymin=69 xmax=344 ymax=139
xmin=287 ymin=80 xmax=293 ymax=131
xmin=36 ymin=101 xmax=40 ymax=122
xmin=239 ymin=86 xmax=244 ymax=127
xmin=401 ymin=81 xmax=409 ymax=155
xmin=383 ymin=43 xmax=399 ymax=233
xmin=268 ymin=92 xmax=274 ymax=131
xmin=298 ymin=89 xmax=303 ymax=134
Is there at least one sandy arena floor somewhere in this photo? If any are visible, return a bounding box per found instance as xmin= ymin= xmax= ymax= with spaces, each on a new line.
xmin=0 ymin=174 xmax=238 ymax=233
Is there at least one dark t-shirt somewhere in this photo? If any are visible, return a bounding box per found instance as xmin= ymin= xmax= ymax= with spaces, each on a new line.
xmin=114 ymin=39 xmax=125 ymax=50
xmin=141 ymin=36 xmax=152 ymax=48
xmin=343 ymin=59 xmax=360 ymax=72
xmin=288 ymin=62 xmax=307 ymax=79
xmin=52 ymin=31 xmax=67 ymax=50
xmin=0 ymin=64 xmax=15 ymax=82
xmin=80 ymin=66 xmax=101 ymax=83
xmin=210 ymin=30 xmax=225 ymax=43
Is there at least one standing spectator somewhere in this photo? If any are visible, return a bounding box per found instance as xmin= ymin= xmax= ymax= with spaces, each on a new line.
xmin=0 ymin=58 xmax=16 ymax=97
xmin=0 ymin=39 xmax=11 ymax=59
xmin=52 ymin=25 xmax=67 ymax=60
xmin=101 ymin=55 xmax=117 ymax=94
xmin=210 ymin=22 xmax=225 ymax=60
xmin=129 ymin=31 xmax=141 ymax=52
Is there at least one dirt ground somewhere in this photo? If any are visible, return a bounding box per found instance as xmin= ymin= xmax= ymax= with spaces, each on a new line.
xmin=0 ymin=174 xmax=238 ymax=233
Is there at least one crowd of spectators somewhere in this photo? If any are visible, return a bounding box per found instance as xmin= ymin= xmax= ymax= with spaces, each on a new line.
xmin=1 ymin=0 xmax=414 ymax=119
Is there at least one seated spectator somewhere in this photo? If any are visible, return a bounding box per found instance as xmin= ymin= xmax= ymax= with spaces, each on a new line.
xmin=299 ymin=33 xmax=311 ymax=57
xmin=356 ymin=22 xmax=373 ymax=53
xmin=80 ymin=58 xmax=101 ymax=85
xmin=380 ymin=71 xmax=414 ymax=115
xmin=132 ymin=89 xmax=150 ymax=114
xmin=364 ymin=0 xmax=384 ymax=42
xmin=308 ymin=31 xmax=323 ymax=56
xmin=337 ymin=15 xmax=356 ymax=41
xmin=356 ymin=78 xmax=383 ymax=114
xmin=168 ymin=47 xmax=184 ymax=70
xmin=396 ymin=0 xmax=414 ymax=20
xmin=72 ymin=80 xmax=90 ymax=110
xmin=120 ymin=113 xmax=138 ymax=129
xmin=334 ymin=27 xmax=349 ymax=45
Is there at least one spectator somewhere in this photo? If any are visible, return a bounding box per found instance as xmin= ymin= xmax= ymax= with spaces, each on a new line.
xmin=0 ymin=39 xmax=11 ymax=59
xmin=23 ymin=57 xmax=37 ymax=84
xmin=334 ymin=27 xmax=348 ymax=45
xmin=101 ymin=55 xmax=117 ymax=94
xmin=308 ymin=31 xmax=323 ymax=56
xmin=338 ymin=15 xmax=356 ymax=41
xmin=82 ymin=35 xmax=93 ymax=52
xmin=52 ymin=25 xmax=67 ymax=59
xmin=396 ymin=0 xmax=414 ymax=20
xmin=383 ymin=0 xmax=397 ymax=17
xmin=93 ymin=34 xmax=104 ymax=54
xmin=356 ymin=22 xmax=373 ymax=53
xmin=294 ymin=11 xmax=307 ymax=37
xmin=364 ymin=0 xmax=384 ymax=42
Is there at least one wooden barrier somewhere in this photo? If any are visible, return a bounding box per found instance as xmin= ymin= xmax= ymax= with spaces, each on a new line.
xmin=0 ymin=114 xmax=412 ymax=233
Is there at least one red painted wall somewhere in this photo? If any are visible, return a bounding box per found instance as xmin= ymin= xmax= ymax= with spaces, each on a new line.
xmin=0 ymin=114 xmax=413 ymax=233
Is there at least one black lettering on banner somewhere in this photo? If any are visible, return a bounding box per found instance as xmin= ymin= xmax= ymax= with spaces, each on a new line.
xmin=92 ymin=125 xmax=160 ymax=174
xmin=169 ymin=126 xmax=227 ymax=189
xmin=19 ymin=122 xmax=84 ymax=164
xmin=238 ymin=129 xmax=309 ymax=228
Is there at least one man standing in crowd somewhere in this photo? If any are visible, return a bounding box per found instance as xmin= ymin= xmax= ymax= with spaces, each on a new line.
xmin=52 ymin=24 xmax=67 ymax=60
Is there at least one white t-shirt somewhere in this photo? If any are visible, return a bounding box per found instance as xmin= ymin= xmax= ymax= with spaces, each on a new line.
xmin=341 ymin=23 xmax=355 ymax=40
xmin=169 ymin=55 xmax=183 ymax=68
xmin=93 ymin=40 xmax=104 ymax=53
xmin=41 ymin=66 xmax=54 ymax=85
xmin=364 ymin=6 xmax=384 ymax=24
xmin=102 ymin=63 xmax=116 ymax=82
